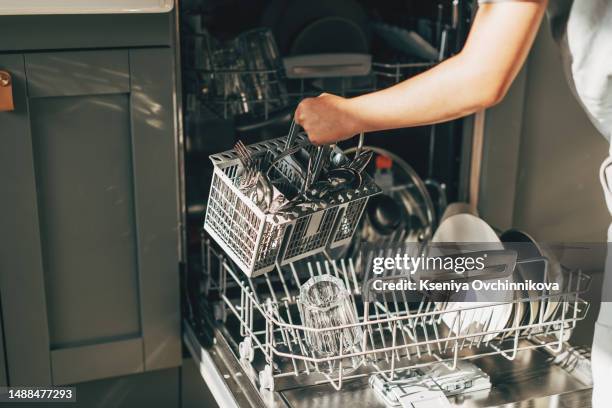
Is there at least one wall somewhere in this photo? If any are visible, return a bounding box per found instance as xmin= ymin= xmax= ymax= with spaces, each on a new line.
xmin=480 ymin=19 xmax=609 ymax=242
xmin=512 ymin=20 xmax=609 ymax=242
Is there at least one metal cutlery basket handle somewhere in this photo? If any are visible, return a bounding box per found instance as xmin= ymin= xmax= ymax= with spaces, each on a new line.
xmin=204 ymin=125 xmax=381 ymax=277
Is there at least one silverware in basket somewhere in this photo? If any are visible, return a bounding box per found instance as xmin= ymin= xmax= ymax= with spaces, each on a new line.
xmin=206 ymin=132 xmax=381 ymax=277
xmin=235 ymin=140 xmax=257 ymax=188
xmin=235 ymin=140 xmax=273 ymax=210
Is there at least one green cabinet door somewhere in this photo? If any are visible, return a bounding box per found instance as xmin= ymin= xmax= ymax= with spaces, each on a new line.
xmin=0 ymin=49 xmax=181 ymax=386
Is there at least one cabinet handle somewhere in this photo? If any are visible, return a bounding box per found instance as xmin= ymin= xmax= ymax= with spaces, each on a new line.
xmin=0 ymin=70 xmax=15 ymax=112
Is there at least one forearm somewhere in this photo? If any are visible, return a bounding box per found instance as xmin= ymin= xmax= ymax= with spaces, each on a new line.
xmin=295 ymin=1 xmax=546 ymax=145
xmin=345 ymin=1 xmax=547 ymax=134
xmin=346 ymin=53 xmax=501 ymax=133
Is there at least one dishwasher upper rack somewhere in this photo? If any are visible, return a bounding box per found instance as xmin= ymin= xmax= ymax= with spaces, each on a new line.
xmin=186 ymin=61 xmax=436 ymax=121
xmin=201 ymin=236 xmax=591 ymax=392
xmin=203 ymin=134 xmax=381 ymax=277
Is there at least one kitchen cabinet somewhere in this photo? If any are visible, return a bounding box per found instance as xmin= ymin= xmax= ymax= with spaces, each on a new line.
xmin=0 ymin=48 xmax=181 ymax=386
xmin=0 ymin=300 xmax=7 ymax=387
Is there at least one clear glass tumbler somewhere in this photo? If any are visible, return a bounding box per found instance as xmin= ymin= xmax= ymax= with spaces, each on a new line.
xmin=298 ymin=274 xmax=363 ymax=373
xmin=233 ymin=28 xmax=288 ymax=116
xmin=211 ymin=47 xmax=251 ymax=116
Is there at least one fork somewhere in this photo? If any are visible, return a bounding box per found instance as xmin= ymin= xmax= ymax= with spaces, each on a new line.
xmin=235 ymin=140 xmax=257 ymax=189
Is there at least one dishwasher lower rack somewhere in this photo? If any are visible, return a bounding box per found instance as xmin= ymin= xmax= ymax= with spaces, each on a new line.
xmin=200 ymin=237 xmax=591 ymax=392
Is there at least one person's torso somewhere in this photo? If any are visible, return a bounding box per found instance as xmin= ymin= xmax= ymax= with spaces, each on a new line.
xmin=548 ymin=0 xmax=612 ymax=141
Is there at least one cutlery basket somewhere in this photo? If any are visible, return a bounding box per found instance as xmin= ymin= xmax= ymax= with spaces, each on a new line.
xmin=204 ymin=134 xmax=381 ymax=277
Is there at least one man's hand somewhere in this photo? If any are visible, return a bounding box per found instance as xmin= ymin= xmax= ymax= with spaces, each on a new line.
xmin=295 ymin=93 xmax=362 ymax=145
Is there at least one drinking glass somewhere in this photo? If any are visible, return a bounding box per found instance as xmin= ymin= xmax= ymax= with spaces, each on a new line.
xmin=211 ymin=48 xmax=251 ymax=116
xmin=185 ymin=30 xmax=218 ymax=98
xmin=299 ymin=274 xmax=363 ymax=372
xmin=233 ymin=28 xmax=288 ymax=116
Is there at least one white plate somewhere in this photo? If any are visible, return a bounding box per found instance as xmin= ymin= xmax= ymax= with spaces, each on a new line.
xmin=539 ymin=243 xmax=564 ymax=322
xmin=503 ymin=290 xmax=527 ymax=339
xmin=433 ymin=213 xmax=513 ymax=342
xmin=500 ymin=230 xmax=566 ymax=338
xmin=500 ymin=230 xmax=542 ymax=333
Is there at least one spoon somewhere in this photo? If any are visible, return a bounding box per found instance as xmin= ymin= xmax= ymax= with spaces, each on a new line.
xmin=348 ymin=149 xmax=374 ymax=174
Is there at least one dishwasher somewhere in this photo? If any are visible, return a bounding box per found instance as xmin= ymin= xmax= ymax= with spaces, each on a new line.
xmin=177 ymin=1 xmax=595 ymax=407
